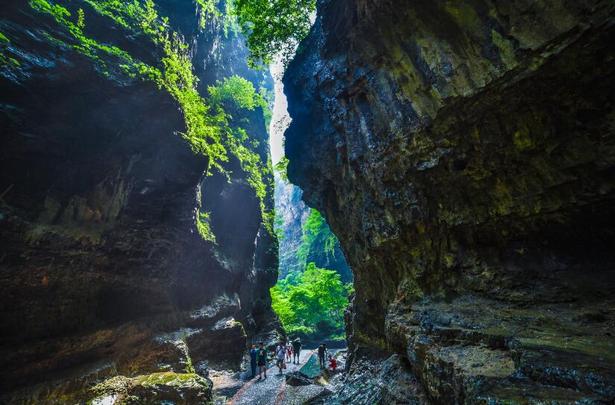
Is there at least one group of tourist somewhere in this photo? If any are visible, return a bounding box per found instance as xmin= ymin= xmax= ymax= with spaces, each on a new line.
xmin=249 ymin=337 xmax=303 ymax=379
xmin=248 ymin=338 xmax=338 ymax=380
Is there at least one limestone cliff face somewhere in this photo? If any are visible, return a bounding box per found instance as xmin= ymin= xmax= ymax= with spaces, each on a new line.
xmin=0 ymin=0 xmax=278 ymax=401
xmin=285 ymin=0 xmax=615 ymax=402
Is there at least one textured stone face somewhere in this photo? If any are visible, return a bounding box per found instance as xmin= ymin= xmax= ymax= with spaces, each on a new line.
xmin=0 ymin=0 xmax=278 ymax=400
xmin=284 ymin=0 xmax=615 ymax=401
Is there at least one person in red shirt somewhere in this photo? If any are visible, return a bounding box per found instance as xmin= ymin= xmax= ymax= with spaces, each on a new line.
xmin=328 ymin=355 xmax=337 ymax=372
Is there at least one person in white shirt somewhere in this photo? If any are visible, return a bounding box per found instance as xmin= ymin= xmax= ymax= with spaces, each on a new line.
xmin=275 ymin=342 xmax=286 ymax=374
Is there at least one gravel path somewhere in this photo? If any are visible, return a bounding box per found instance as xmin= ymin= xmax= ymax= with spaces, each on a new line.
xmin=230 ymin=349 xmax=314 ymax=405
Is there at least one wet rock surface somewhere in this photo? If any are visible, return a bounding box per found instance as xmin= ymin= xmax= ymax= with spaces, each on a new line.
xmin=285 ymin=371 xmax=314 ymax=386
xmin=284 ymin=0 xmax=615 ymax=402
xmin=320 ymin=352 xmax=426 ymax=405
xmin=0 ymin=0 xmax=279 ymax=402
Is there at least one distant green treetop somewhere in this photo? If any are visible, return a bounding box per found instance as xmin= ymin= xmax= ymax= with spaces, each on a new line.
xmin=271 ymin=262 xmax=351 ymax=338
xmin=208 ymin=75 xmax=266 ymax=111
xmin=232 ymin=0 xmax=316 ymax=66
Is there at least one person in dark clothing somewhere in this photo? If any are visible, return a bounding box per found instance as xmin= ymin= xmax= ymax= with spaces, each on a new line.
xmin=249 ymin=344 xmax=258 ymax=378
xmin=291 ymin=337 xmax=302 ymax=364
xmin=317 ymin=344 xmax=328 ymax=369
xmin=257 ymin=342 xmax=268 ymax=379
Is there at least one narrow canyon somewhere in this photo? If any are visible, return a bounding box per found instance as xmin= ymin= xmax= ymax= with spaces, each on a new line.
xmin=1 ymin=0 xmax=614 ymax=404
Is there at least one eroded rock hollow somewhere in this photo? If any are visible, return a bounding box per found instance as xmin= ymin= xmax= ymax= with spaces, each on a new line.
xmin=0 ymin=0 xmax=278 ymax=402
xmin=284 ymin=0 xmax=615 ymax=402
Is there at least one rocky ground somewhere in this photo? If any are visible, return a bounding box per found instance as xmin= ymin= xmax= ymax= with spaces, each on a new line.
xmin=227 ymin=348 xmax=345 ymax=405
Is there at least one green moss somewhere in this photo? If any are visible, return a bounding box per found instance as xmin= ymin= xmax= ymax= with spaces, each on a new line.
xmin=91 ymin=376 xmax=132 ymax=397
xmin=443 ymin=2 xmax=481 ymax=32
xmin=491 ymin=29 xmax=517 ymax=69
xmin=134 ymin=372 xmax=207 ymax=387
xmin=492 ymin=178 xmax=514 ymax=216
xmin=443 ymin=253 xmax=455 ymax=268
xmin=90 ymin=372 xmax=210 ymax=404
xmin=513 ymin=125 xmax=533 ymax=151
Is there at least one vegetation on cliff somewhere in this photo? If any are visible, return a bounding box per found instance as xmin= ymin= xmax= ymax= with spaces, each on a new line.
xmin=29 ymin=0 xmax=275 ymax=239
xmin=297 ymin=209 xmax=337 ymax=265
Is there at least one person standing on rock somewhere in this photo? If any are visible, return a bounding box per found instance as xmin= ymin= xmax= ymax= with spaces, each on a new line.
xmin=249 ymin=344 xmax=258 ymax=378
xmin=317 ymin=344 xmax=328 ymax=369
xmin=257 ymin=342 xmax=267 ymax=380
xmin=292 ymin=337 xmax=302 ymax=364
xmin=275 ymin=342 xmax=286 ymax=375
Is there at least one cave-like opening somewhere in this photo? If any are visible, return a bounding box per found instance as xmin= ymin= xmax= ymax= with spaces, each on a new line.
xmin=268 ymin=59 xmax=353 ymax=349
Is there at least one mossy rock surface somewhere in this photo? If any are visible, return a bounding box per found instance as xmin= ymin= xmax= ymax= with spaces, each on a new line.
xmin=91 ymin=372 xmax=213 ymax=404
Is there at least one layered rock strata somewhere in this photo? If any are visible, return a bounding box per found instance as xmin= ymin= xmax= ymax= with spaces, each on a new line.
xmin=285 ymin=0 xmax=615 ymax=402
xmin=0 ymin=0 xmax=278 ymax=402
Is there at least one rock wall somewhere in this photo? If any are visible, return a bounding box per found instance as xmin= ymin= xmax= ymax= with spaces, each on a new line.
xmin=0 ymin=0 xmax=278 ymax=402
xmin=284 ymin=0 xmax=615 ymax=402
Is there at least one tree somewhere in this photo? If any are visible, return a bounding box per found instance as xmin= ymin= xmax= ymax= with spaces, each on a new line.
xmin=270 ymin=262 xmax=351 ymax=339
xmin=232 ymin=0 xmax=316 ymax=66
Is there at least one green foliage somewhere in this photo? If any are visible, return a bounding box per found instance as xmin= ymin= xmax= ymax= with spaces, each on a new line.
xmin=208 ymin=76 xmax=274 ymax=235
xmin=77 ymin=8 xmax=85 ymax=28
xmin=195 ymin=0 xmax=220 ymax=29
xmin=208 ymin=75 xmax=266 ymax=111
xmin=274 ymin=211 xmax=285 ymax=243
xmin=195 ymin=0 xmax=240 ymax=37
xmin=274 ymin=156 xmax=289 ymax=181
xmin=298 ymin=208 xmax=337 ymax=264
xmin=232 ymin=0 xmax=315 ymax=66
xmin=63 ymin=0 xmax=228 ymax=172
xmin=30 ymin=0 xmax=276 ymax=242
xmin=196 ymin=210 xmax=216 ymax=243
xmin=0 ymin=31 xmax=20 ymax=68
xmin=271 ymin=262 xmax=351 ymax=337
xmin=30 ymin=0 xmax=151 ymax=77
xmin=259 ymin=86 xmax=273 ymax=127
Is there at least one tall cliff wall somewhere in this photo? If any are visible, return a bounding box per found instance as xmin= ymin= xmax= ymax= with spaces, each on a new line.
xmin=284 ymin=0 xmax=615 ymax=402
xmin=0 ymin=0 xmax=278 ymax=402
